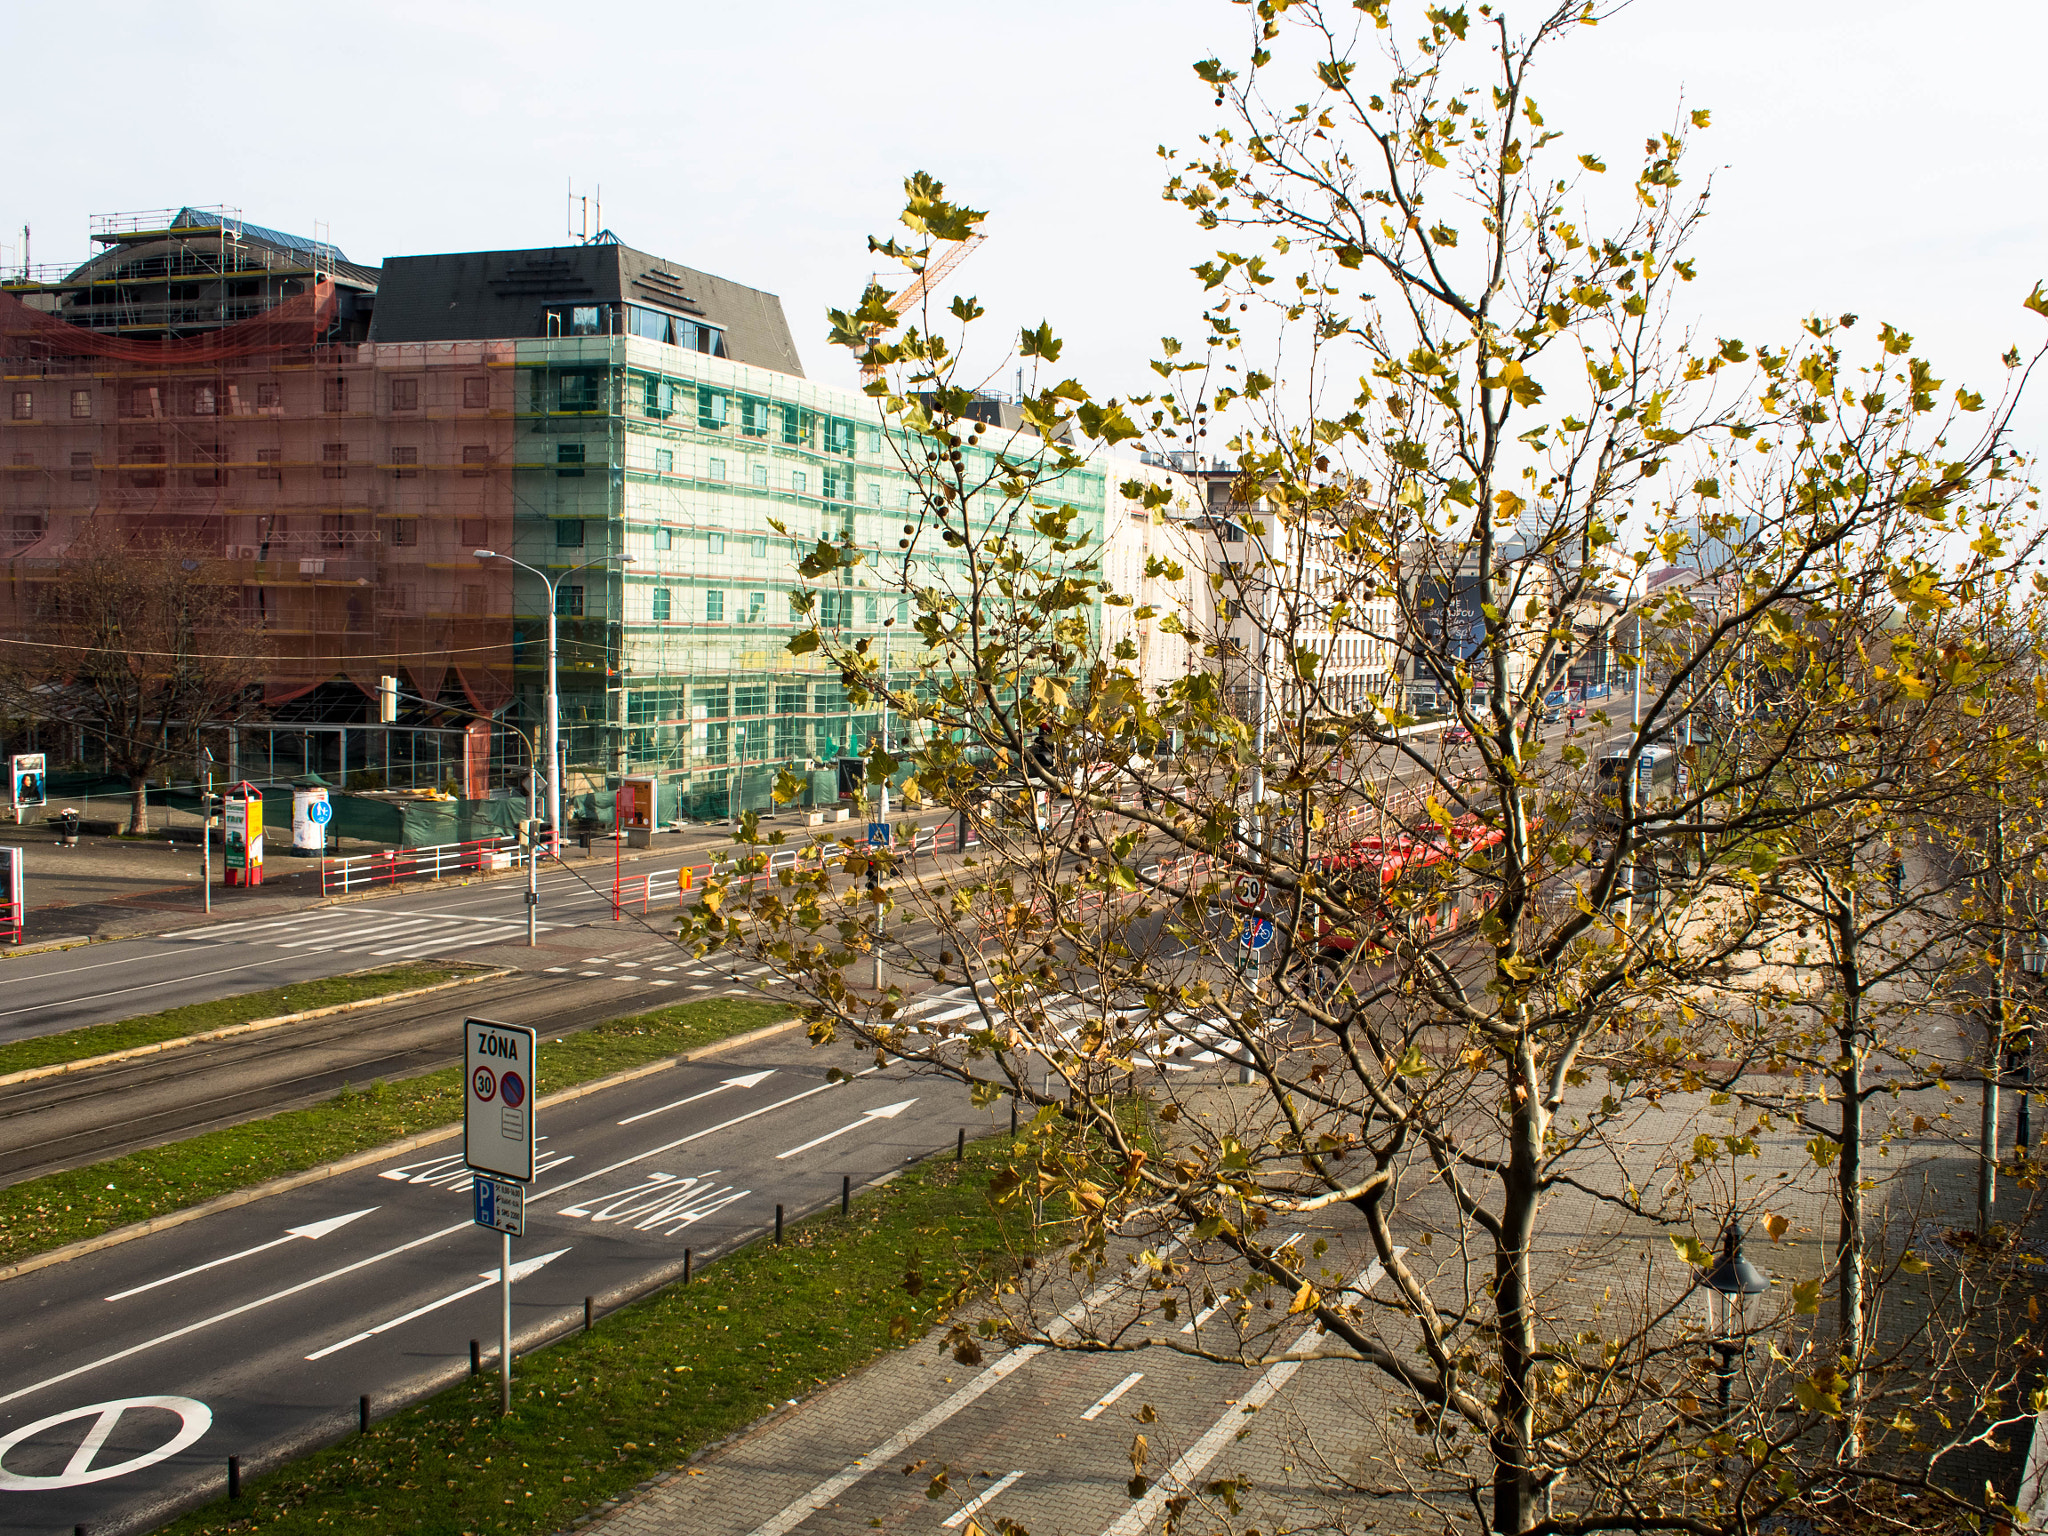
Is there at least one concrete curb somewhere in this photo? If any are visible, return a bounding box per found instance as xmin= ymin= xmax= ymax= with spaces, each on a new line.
xmin=0 ymin=964 xmax=514 ymax=1089
xmin=0 ymin=1013 xmax=804 ymax=1287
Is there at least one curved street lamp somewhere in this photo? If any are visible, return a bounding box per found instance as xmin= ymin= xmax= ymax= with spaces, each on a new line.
xmin=474 ymin=550 xmax=634 ymax=852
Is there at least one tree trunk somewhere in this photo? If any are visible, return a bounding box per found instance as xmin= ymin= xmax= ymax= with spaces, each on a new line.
xmin=1836 ymin=964 xmax=1865 ymax=1459
xmin=1492 ymin=1047 xmax=1544 ymax=1534
xmin=127 ymin=775 xmax=149 ymax=836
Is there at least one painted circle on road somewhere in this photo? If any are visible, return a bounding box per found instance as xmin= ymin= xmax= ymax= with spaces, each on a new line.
xmin=471 ymin=1066 xmax=497 ymax=1102
xmin=0 ymin=1395 xmax=212 ymax=1490
xmin=499 ymin=1070 xmax=526 ymax=1109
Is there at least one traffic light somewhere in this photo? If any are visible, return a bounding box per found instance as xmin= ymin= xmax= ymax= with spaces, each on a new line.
xmin=377 ymin=675 xmax=399 ymax=724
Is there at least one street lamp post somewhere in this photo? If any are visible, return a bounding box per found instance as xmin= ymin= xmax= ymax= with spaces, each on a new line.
xmin=1700 ymin=1220 xmax=1770 ymax=1427
xmin=474 ymin=550 xmax=634 ymax=857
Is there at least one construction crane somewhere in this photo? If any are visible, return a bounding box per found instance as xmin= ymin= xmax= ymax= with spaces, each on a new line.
xmin=860 ymin=233 xmax=986 ymax=381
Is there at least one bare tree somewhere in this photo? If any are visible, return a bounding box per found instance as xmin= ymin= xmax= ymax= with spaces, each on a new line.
xmin=0 ymin=523 xmax=268 ymax=833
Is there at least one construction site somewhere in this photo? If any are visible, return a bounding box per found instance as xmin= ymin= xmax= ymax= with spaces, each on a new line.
xmin=0 ymin=206 xmax=1127 ymax=823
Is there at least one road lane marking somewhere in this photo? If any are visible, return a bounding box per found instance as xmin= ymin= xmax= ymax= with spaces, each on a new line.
xmin=0 ymin=1395 xmax=213 ymax=1491
xmin=0 ymin=1219 xmax=474 ymax=1410
xmin=1079 ymin=1372 xmax=1145 ymax=1421
xmin=1180 ymin=1234 xmax=1297 ymax=1333
xmin=0 ymin=955 xmax=315 ymax=1022
xmin=775 ymin=1100 xmax=917 ymax=1159
xmin=1099 ymin=1254 xmax=1395 ymax=1536
xmin=617 ymin=1070 xmax=776 ymax=1127
xmin=559 ymin=1172 xmax=751 ymax=1236
xmin=942 ymin=1470 xmax=1025 ymax=1529
xmin=105 ymin=1208 xmax=378 ymax=1302
xmin=304 ymin=1248 xmax=570 ymax=1360
xmin=531 ymin=1069 xmax=882 ymax=1209
xmin=741 ymin=1237 xmax=1185 ymax=1536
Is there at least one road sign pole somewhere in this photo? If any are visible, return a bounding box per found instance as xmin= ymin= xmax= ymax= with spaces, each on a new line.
xmin=499 ymin=1228 xmax=512 ymax=1416
xmin=200 ymin=748 xmax=212 ymax=916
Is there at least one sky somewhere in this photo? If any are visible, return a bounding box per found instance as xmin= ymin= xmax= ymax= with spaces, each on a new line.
xmin=7 ymin=0 xmax=2044 ymax=457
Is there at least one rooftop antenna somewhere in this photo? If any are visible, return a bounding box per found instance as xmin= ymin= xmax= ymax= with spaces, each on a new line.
xmin=20 ymin=224 xmax=28 ymax=280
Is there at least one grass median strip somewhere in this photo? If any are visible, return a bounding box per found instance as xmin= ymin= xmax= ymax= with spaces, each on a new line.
xmin=0 ymin=996 xmax=788 ymax=1270
xmin=0 ymin=962 xmax=471 ymax=1079
xmin=160 ymin=1135 xmax=1025 ymax=1536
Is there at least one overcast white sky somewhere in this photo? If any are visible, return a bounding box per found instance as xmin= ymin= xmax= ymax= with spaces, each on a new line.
xmin=8 ymin=0 xmax=2043 ymax=454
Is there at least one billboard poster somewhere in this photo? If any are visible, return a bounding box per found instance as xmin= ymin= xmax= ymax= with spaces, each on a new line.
xmin=225 ymin=794 xmax=263 ymax=885
xmin=0 ymin=845 xmax=21 ymax=941
xmin=1417 ymin=577 xmax=1486 ymax=679
xmin=463 ymin=721 xmax=491 ymax=801
xmin=10 ymin=754 xmax=45 ymax=814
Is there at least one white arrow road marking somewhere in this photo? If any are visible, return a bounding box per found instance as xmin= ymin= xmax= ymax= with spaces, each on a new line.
xmin=105 ymin=1208 xmax=379 ymax=1302
xmin=1079 ymin=1371 xmax=1145 ymax=1421
xmin=305 ymin=1248 xmax=571 ymax=1361
xmin=775 ymin=1100 xmax=917 ymax=1160
xmin=0 ymin=1219 xmax=474 ymax=1411
xmin=617 ymin=1070 xmax=776 ymax=1127
xmin=1098 ymin=1251 xmax=1401 ymax=1536
xmin=741 ymin=1235 xmax=1187 ymax=1536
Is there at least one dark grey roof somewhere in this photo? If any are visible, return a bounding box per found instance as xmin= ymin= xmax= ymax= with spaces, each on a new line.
xmin=172 ymin=206 xmax=352 ymax=265
xmin=367 ymin=241 xmax=804 ymax=377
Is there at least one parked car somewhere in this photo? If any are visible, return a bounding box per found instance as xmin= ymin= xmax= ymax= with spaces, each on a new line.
xmin=1442 ymin=724 xmax=1474 ymax=746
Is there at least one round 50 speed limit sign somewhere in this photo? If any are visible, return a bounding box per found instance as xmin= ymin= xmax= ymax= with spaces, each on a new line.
xmin=1234 ymin=874 xmax=1265 ymax=908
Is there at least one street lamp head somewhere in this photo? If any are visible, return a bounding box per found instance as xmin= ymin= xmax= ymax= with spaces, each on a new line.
xmin=1703 ymin=1222 xmax=1770 ymax=1298
xmin=474 ymin=549 xmax=498 ymax=559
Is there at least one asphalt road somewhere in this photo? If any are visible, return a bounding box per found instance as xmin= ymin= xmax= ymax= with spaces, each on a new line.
xmin=0 ymin=966 xmax=774 ymax=1191
xmin=0 ymin=1006 xmax=997 ymax=1536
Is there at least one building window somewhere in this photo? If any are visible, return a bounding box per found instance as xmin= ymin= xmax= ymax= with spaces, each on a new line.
xmin=748 ymin=592 xmax=766 ymax=622
xmin=392 ymin=446 xmax=419 ymax=479
xmin=708 ymin=532 xmax=724 ymax=555
xmin=391 ymin=377 xmax=419 ymax=411
xmin=10 ymin=391 xmax=31 ymax=420
xmin=556 ymin=519 xmax=584 ymax=548
xmin=824 ymin=417 xmax=856 ymax=456
xmin=651 ymin=588 xmax=671 ymax=621
xmin=463 ymin=376 xmax=490 ymax=409
xmin=698 ymin=391 xmax=729 ymax=430
xmin=9 ymin=513 xmax=44 ymax=543
xmin=643 ymin=376 xmax=673 ymax=418
xmin=751 ymin=464 xmax=768 ymax=489
xmin=557 ymin=372 xmax=602 ymax=412
xmin=864 ymin=594 xmax=878 ymax=624
xmin=377 ymin=584 xmax=413 ymax=613
xmin=655 ymin=448 xmax=674 ymax=472
xmin=69 ymin=389 xmax=92 ymax=419
xmin=823 ymin=466 xmax=851 ymax=501
xmin=70 ymin=451 xmax=93 ymax=482
xmin=751 ymin=537 xmax=768 ymax=559
xmin=191 ymin=384 xmax=216 ymax=416
xmin=557 ymin=442 xmax=587 ymax=477
xmin=257 ymin=448 xmax=281 ymax=480
xmin=556 ymin=585 xmax=585 ymax=618
xmin=1221 ymin=521 xmax=1243 ymax=543
xmin=707 ymin=457 xmax=726 ymax=480
xmin=123 ymin=385 xmax=160 ymax=419
xmin=569 ymin=305 xmax=601 ymax=336
xmin=124 ymin=445 xmax=167 ymax=488
xmin=255 ymin=382 xmax=281 ymax=413
xmin=324 ymin=377 xmax=348 ymax=413
xmin=705 ymin=589 xmax=725 ymax=622
xmin=463 ymin=584 xmax=487 ymax=615
xmin=460 ymin=518 xmax=486 ymax=548
xmin=322 ymin=443 xmax=349 ymax=479
xmin=739 ymin=396 xmax=773 ymax=437
xmin=654 ymin=527 xmax=673 ymax=551
xmin=8 ymin=453 xmax=33 ymax=483
xmin=789 ymin=591 xmax=808 ymax=623
xmin=867 ymin=481 xmax=882 ymax=506
xmin=390 ymin=520 xmax=417 ymax=546
xmin=791 ymin=470 xmax=808 ymax=495
xmin=462 ymin=445 xmax=489 ymax=477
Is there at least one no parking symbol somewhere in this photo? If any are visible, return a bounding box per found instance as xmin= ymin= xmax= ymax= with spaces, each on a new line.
xmin=0 ymin=1395 xmax=212 ymax=1489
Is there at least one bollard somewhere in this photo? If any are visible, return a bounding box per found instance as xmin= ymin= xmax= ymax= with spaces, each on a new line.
xmin=228 ymin=1456 xmax=241 ymax=1500
xmin=1011 ymin=1098 xmax=1018 ymax=1138
xmin=841 ymin=1174 xmax=851 ymax=1216
xmin=470 ymin=1339 xmax=481 ymax=1376
xmin=585 ymin=1296 xmax=594 ymax=1332
xmin=956 ymin=1127 xmax=965 ymax=1161
xmin=683 ymin=1248 xmax=692 ymax=1285
xmin=775 ymin=1204 xmax=784 ymax=1245
xmin=359 ymin=1395 xmax=370 ymax=1434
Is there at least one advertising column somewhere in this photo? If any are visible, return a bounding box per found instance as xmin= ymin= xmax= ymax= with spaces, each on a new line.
xmin=291 ymin=785 xmax=329 ymax=858
xmin=9 ymin=754 xmax=45 ymax=827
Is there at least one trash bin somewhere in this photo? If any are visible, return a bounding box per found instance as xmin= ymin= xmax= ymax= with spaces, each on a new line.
xmin=57 ymin=808 xmax=80 ymax=847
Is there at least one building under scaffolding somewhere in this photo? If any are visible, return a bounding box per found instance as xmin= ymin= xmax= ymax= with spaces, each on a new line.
xmin=0 ymin=209 xmax=1112 ymax=819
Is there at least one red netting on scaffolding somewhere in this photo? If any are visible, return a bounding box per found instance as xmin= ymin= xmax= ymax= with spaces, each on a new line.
xmin=0 ymin=282 xmax=340 ymax=364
